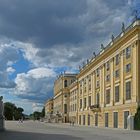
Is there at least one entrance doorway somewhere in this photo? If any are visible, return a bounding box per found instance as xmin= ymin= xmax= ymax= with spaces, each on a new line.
xmin=113 ymin=112 xmax=118 ymax=128
xmin=124 ymin=111 xmax=129 ymax=129
xmin=105 ymin=113 xmax=109 ymax=127
xmin=95 ymin=114 xmax=98 ymax=126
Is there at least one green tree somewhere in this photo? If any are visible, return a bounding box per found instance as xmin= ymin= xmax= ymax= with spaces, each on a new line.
xmin=134 ymin=107 xmax=140 ymax=130
xmin=15 ymin=107 xmax=24 ymax=120
xmin=33 ymin=111 xmax=42 ymax=120
xmin=4 ymin=102 xmax=16 ymax=120
xmin=4 ymin=102 xmax=24 ymax=120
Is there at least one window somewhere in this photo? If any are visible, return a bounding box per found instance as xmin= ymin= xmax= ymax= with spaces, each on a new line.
xmin=83 ymin=115 xmax=86 ymax=125
xmin=126 ymin=63 xmax=131 ymax=73
xmin=88 ymin=96 xmax=91 ymax=107
xmin=64 ymin=104 xmax=67 ymax=114
xmin=88 ymin=76 xmax=91 ymax=82
xmin=75 ymin=104 xmax=77 ymax=111
xmin=88 ymin=76 xmax=91 ymax=91
xmin=126 ymin=46 xmax=131 ymax=59
xmin=84 ymin=98 xmax=87 ymax=108
xmin=64 ymin=80 xmax=67 ymax=87
xmin=84 ymin=79 xmax=86 ymax=85
xmin=51 ymin=104 xmax=53 ymax=109
xmin=96 ymin=68 xmax=100 ymax=77
xmin=114 ymin=112 xmax=118 ymax=128
xmin=80 ymin=81 xmax=82 ymax=87
xmin=84 ymin=87 xmax=86 ymax=92
xmin=106 ymin=61 xmax=110 ymax=71
xmin=96 ymin=81 xmax=100 ymax=88
xmin=80 ymin=99 xmax=82 ymax=109
xmin=106 ymin=89 xmax=110 ymax=104
xmin=115 ymin=86 xmax=119 ymax=102
xmin=115 ymin=54 xmax=120 ymax=65
xmin=106 ymin=75 xmax=110 ymax=82
xmin=105 ymin=113 xmax=109 ymax=127
xmin=115 ymin=70 xmax=120 ymax=78
xmin=126 ymin=81 xmax=131 ymax=100
xmin=64 ymin=93 xmax=67 ymax=98
xmin=89 ymin=84 xmax=91 ymax=91
xmin=88 ymin=114 xmax=90 ymax=125
xmin=79 ymin=115 xmax=81 ymax=125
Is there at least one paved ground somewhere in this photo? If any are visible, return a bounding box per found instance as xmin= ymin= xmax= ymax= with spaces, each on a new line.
xmin=0 ymin=121 xmax=140 ymax=140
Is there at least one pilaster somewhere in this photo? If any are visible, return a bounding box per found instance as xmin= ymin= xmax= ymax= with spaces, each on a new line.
xmin=110 ymin=58 xmax=114 ymax=106
xmin=120 ymin=50 xmax=124 ymax=104
xmin=132 ymin=41 xmax=138 ymax=102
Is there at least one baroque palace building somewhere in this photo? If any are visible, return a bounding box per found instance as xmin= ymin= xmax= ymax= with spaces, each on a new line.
xmin=77 ymin=19 xmax=140 ymax=129
xmin=45 ymin=19 xmax=140 ymax=129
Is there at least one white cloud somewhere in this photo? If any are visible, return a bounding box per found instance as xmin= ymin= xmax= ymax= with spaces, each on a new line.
xmin=28 ymin=67 xmax=56 ymax=78
xmin=32 ymin=103 xmax=43 ymax=112
xmin=7 ymin=67 xmax=16 ymax=74
xmin=21 ymin=44 xmax=39 ymax=64
xmin=14 ymin=67 xmax=56 ymax=103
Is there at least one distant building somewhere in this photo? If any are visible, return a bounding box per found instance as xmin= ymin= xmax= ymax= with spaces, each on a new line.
xmin=0 ymin=96 xmax=4 ymax=130
xmin=45 ymin=98 xmax=54 ymax=122
xmin=53 ymin=73 xmax=77 ymax=123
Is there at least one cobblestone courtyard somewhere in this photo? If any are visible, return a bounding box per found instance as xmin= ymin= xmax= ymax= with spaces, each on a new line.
xmin=0 ymin=121 xmax=140 ymax=140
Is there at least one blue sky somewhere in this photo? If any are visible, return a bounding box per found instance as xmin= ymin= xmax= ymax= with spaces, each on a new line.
xmin=0 ymin=0 xmax=140 ymax=114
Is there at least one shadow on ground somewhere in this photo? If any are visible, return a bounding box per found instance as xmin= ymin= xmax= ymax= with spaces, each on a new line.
xmin=0 ymin=130 xmax=82 ymax=140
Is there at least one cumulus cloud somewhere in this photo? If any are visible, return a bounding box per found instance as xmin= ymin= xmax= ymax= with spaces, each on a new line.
xmin=32 ymin=103 xmax=44 ymax=112
xmin=15 ymin=67 xmax=56 ymax=103
xmin=7 ymin=67 xmax=16 ymax=74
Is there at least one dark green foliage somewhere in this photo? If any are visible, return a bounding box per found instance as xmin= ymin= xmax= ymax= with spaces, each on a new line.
xmin=134 ymin=107 xmax=140 ymax=130
xmin=4 ymin=102 xmax=24 ymax=120
xmin=33 ymin=111 xmax=42 ymax=120
xmin=29 ymin=107 xmax=45 ymax=120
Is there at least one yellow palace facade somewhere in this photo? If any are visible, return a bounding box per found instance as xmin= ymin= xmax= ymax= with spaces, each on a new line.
xmin=77 ymin=19 xmax=140 ymax=129
xmin=45 ymin=19 xmax=140 ymax=129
